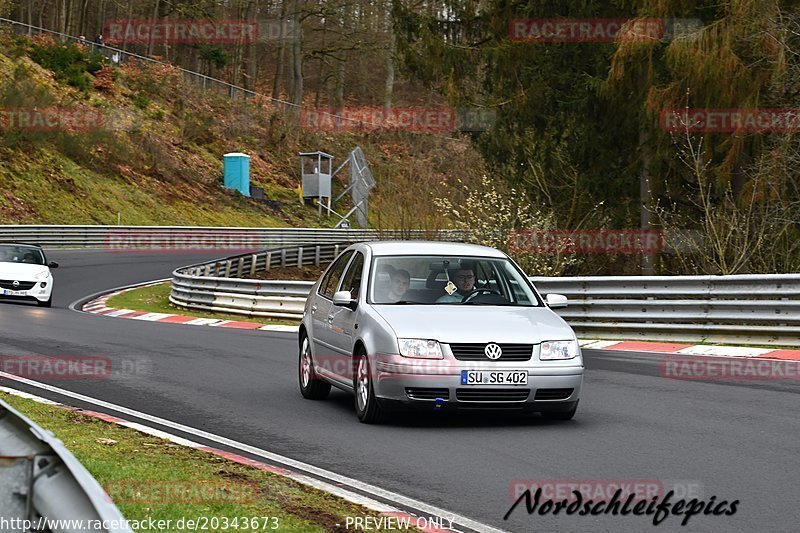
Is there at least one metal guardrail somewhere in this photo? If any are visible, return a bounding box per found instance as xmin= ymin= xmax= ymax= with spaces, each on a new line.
xmin=0 ymin=398 xmax=132 ymax=532
xmin=172 ymin=243 xmax=800 ymax=345
xmin=170 ymin=243 xmax=349 ymax=319
xmin=530 ymin=274 xmax=800 ymax=346
xmin=169 ymin=234 xmax=465 ymax=319
xmin=0 ymin=225 xmax=459 ymax=248
xmin=17 ymin=224 xmax=786 ymax=345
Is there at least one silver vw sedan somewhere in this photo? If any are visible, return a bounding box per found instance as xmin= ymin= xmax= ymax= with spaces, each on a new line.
xmin=298 ymin=241 xmax=583 ymax=423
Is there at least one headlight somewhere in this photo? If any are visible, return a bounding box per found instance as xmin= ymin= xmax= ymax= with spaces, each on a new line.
xmin=34 ymin=270 xmax=50 ymax=280
xmin=540 ymin=340 xmax=579 ymax=360
xmin=398 ymin=339 xmax=443 ymax=359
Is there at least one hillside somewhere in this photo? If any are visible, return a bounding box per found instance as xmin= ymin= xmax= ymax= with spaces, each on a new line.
xmin=0 ymin=33 xmax=487 ymax=229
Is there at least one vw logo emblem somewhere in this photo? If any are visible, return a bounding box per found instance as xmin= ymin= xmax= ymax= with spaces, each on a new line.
xmin=12 ymin=280 xmax=19 ymax=288
xmin=484 ymin=343 xmax=502 ymax=360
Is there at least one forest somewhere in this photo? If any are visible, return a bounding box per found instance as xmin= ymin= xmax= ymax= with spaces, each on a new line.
xmin=2 ymin=0 xmax=799 ymax=275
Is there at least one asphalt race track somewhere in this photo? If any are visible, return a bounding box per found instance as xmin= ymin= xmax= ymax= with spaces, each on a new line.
xmin=1 ymin=249 xmax=798 ymax=532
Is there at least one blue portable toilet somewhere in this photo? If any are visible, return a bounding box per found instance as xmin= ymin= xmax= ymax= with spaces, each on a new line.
xmin=223 ymin=152 xmax=251 ymax=197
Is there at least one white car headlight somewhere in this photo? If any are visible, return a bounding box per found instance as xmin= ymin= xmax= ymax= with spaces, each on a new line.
xmin=34 ymin=270 xmax=50 ymax=280
xmin=398 ymin=339 xmax=443 ymax=359
xmin=540 ymin=340 xmax=579 ymax=360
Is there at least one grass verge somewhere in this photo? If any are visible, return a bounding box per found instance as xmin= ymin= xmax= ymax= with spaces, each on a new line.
xmin=104 ymin=282 xmax=300 ymax=327
xmin=0 ymin=391 xmax=414 ymax=533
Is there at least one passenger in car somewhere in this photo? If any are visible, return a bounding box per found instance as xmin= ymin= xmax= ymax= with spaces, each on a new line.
xmin=386 ymin=269 xmax=411 ymax=303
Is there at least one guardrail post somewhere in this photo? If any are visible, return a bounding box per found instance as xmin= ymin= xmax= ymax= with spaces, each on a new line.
xmin=297 ymin=247 xmax=304 ymax=267
xmin=281 ymin=249 xmax=287 ymax=267
xmin=225 ymin=260 xmax=232 ymax=277
xmin=266 ymin=252 xmax=272 ymax=270
xmin=334 ymin=244 xmax=340 ymax=257
xmin=205 ymin=264 xmax=212 ymax=276
xmin=237 ymin=257 xmax=244 ymax=277
xmin=315 ymin=246 xmax=321 ymax=266
xmin=250 ymin=254 xmax=258 ymax=277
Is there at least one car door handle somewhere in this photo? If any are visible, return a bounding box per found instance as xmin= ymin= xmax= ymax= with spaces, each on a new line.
xmin=327 ymin=314 xmax=334 ymax=321
xmin=311 ymin=305 xmax=317 ymax=312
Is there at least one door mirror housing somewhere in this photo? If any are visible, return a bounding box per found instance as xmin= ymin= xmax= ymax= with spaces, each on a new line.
xmin=545 ymin=293 xmax=568 ymax=309
xmin=48 ymin=261 xmax=59 ymax=268
xmin=333 ymin=290 xmax=357 ymax=310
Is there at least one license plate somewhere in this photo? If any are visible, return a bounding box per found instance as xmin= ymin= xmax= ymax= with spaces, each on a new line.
xmin=461 ymin=370 xmax=528 ymax=385
xmin=1 ymin=289 xmax=27 ymax=296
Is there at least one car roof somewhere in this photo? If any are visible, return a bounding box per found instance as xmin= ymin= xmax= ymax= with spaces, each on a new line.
xmin=360 ymin=241 xmax=507 ymax=258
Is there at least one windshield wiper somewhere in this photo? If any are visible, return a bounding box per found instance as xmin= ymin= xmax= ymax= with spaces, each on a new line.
xmin=393 ymin=300 xmax=428 ymax=305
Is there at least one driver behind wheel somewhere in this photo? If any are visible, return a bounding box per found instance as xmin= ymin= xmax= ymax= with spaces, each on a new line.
xmin=436 ymin=265 xmax=476 ymax=303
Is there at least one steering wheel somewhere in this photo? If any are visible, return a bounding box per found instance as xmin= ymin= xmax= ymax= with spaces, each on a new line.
xmin=461 ymin=288 xmax=504 ymax=303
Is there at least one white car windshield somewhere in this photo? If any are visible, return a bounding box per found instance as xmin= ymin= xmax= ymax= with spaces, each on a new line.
xmin=0 ymin=245 xmax=46 ymax=265
xmin=369 ymin=255 xmax=542 ymax=306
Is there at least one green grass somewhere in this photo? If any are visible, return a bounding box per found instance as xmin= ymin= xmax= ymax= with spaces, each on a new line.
xmin=0 ymin=149 xmax=294 ymax=226
xmin=0 ymin=392 xmax=414 ymax=532
xmin=105 ymin=282 xmax=300 ymax=326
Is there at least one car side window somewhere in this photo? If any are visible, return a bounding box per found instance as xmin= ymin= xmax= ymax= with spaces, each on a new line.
xmin=319 ymin=251 xmax=354 ymax=299
xmin=340 ymin=252 xmax=365 ymax=299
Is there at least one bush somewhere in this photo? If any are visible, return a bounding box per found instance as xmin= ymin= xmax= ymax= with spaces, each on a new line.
xmin=132 ymin=92 xmax=150 ymax=110
xmin=435 ymin=175 xmax=581 ymax=276
xmin=29 ymin=41 xmax=102 ymax=91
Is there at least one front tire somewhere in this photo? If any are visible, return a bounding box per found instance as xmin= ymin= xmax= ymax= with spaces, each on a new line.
xmin=298 ymin=335 xmax=330 ymax=400
xmin=37 ymin=295 xmax=52 ymax=308
xmin=354 ymin=350 xmax=383 ymax=424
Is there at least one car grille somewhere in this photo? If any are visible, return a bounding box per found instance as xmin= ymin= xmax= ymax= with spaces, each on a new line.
xmin=448 ymin=343 xmax=533 ymax=361
xmin=534 ymin=388 xmax=574 ymax=400
xmin=456 ymin=389 xmax=530 ymax=402
xmin=0 ymin=280 xmax=36 ymax=291
xmin=405 ymin=388 xmax=449 ymax=401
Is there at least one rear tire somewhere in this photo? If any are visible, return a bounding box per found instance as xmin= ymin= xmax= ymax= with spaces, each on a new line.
xmin=37 ymin=295 xmax=52 ymax=308
xmin=541 ymin=401 xmax=578 ymax=421
xmin=298 ymin=335 xmax=330 ymax=400
xmin=354 ymin=350 xmax=383 ymax=424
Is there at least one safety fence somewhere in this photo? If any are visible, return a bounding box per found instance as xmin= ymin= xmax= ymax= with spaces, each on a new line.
xmin=0 ymin=398 xmax=131 ymax=532
xmin=168 ymin=240 xmax=800 ymax=346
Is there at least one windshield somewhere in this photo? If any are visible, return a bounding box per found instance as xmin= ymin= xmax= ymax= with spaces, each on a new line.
xmin=369 ymin=255 xmax=542 ymax=306
xmin=0 ymin=245 xmax=46 ymax=265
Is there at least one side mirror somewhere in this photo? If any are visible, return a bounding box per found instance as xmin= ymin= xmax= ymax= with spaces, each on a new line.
xmin=545 ymin=293 xmax=567 ymax=309
xmin=48 ymin=261 xmax=59 ymax=269
xmin=332 ymin=290 xmax=357 ymax=310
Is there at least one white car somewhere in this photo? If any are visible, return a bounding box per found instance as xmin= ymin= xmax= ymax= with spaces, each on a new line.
xmin=0 ymin=244 xmax=58 ymax=307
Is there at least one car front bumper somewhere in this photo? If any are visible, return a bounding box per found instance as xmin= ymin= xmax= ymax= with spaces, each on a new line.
xmin=0 ymin=282 xmax=52 ymax=303
xmin=373 ymin=357 xmax=583 ymax=411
